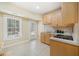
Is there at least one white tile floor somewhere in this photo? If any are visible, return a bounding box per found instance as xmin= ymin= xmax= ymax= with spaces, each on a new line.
xmin=4 ymin=40 xmax=50 ymax=56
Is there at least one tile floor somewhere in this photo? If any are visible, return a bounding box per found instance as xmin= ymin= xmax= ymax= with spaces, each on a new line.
xmin=4 ymin=40 xmax=50 ymax=56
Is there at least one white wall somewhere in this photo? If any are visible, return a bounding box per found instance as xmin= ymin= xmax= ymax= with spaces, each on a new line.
xmin=0 ymin=2 xmax=42 ymax=51
xmin=38 ymin=20 xmax=44 ymax=41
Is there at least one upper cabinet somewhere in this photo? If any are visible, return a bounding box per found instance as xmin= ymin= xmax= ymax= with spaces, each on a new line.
xmin=62 ymin=3 xmax=78 ymax=26
xmin=43 ymin=2 xmax=78 ymax=27
xmin=55 ymin=9 xmax=62 ymax=27
xmin=43 ymin=13 xmax=52 ymax=25
xmin=51 ymin=10 xmax=58 ymax=27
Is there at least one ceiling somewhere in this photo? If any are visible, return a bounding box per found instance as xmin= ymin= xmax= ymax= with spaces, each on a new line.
xmin=12 ymin=2 xmax=61 ymax=15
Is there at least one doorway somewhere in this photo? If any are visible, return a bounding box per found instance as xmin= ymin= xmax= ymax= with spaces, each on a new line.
xmin=29 ymin=20 xmax=38 ymax=41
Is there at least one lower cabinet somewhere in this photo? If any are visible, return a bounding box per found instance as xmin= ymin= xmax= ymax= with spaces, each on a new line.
xmin=50 ymin=40 xmax=79 ymax=56
xmin=50 ymin=45 xmax=64 ymax=56
xmin=41 ymin=32 xmax=52 ymax=45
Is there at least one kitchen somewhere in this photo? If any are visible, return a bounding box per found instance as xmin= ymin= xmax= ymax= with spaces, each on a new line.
xmin=41 ymin=2 xmax=79 ymax=56
xmin=0 ymin=2 xmax=79 ymax=56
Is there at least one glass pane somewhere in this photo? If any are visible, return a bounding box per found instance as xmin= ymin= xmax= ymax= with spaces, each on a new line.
xmin=7 ymin=18 xmax=20 ymax=36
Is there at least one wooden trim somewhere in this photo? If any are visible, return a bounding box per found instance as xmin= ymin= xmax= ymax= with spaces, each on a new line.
xmin=41 ymin=41 xmax=50 ymax=46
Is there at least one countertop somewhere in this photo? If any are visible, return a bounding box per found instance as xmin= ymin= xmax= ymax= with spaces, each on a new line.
xmin=50 ymin=37 xmax=79 ymax=46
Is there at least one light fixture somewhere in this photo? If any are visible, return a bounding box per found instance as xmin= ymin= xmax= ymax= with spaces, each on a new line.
xmin=36 ymin=6 xmax=40 ymax=9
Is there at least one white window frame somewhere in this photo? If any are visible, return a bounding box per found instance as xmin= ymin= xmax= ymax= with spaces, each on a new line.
xmin=3 ymin=15 xmax=22 ymax=40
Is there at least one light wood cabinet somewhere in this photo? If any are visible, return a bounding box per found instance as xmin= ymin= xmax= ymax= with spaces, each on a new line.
xmin=43 ymin=15 xmax=48 ymax=25
xmin=41 ymin=32 xmax=45 ymax=43
xmin=55 ymin=9 xmax=63 ymax=27
xmin=51 ymin=10 xmax=58 ymax=27
xmin=50 ymin=9 xmax=63 ymax=27
xmin=62 ymin=2 xmax=78 ymax=26
xmin=43 ymin=13 xmax=52 ymax=25
xmin=41 ymin=32 xmax=52 ymax=45
xmin=57 ymin=10 xmax=63 ymax=27
xmin=50 ymin=40 xmax=79 ymax=56
xmin=43 ymin=3 xmax=78 ymax=27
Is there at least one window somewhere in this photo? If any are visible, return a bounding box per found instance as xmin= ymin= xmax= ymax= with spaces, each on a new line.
xmin=3 ymin=15 xmax=22 ymax=40
xmin=7 ymin=18 xmax=19 ymax=35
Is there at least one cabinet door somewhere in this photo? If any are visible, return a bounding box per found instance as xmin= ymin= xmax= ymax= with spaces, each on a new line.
xmin=43 ymin=14 xmax=52 ymax=25
xmin=62 ymin=3 xmax=77 ymax=26
xmin=41 ymin=33 xmax=51 ymax=45
xmin=44 ymin=33 xmax=51 ymax=45
xmin=63 ymin=43 xmax=79 ymax=56
xmin=50 ymin=40 xmax=64 ymax=56
xmin=51 ymin=12 xmax=57 ymax=27
xmin=43 ymin=15 xmax=48 ymax=24
xmin=41 ymin=33 xmax=45 ymax=43
xmin=46 ymin=14 xmax=52 ymax=25
xmin=51 ymin=9 xmax=63 ymax=27
xmin=57 ymin=9 xmax=63 ymax=27
xmin=50 ymin=46 xmax=64 ymax=56
xmin=50 ymin=40 xmax=79 ymax=56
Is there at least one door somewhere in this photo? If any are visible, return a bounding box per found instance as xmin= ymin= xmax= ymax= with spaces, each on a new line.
xmin=29 ymin=20 xmax=38 ymax=40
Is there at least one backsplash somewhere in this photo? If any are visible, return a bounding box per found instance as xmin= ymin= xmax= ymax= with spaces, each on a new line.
xmin=44 ymin=25 xmax=73 ymax=36
xmin=55 ymin=27 xmax=73 ymax=36
xmin=44 ymin=25 xmax=55 ymax=33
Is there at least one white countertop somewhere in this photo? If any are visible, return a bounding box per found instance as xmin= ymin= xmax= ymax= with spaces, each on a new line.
xmin=50 ymin=37 xmax=79 ymax=46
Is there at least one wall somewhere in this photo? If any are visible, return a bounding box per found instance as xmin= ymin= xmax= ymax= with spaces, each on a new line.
xmin=38 ymin=20 xmax=44 ymax=41
xmin=0 ymin=13 xmax=30 ymax=49
xmin=3 ymin=17 xmax=30 ymax=48
xmin=0 ymin=2 xmax=42 ymax=49
xmin=0 ymin=13 xmax=4 ymax=49
xmin=44 ymin=25 xmax=56 ymax=33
